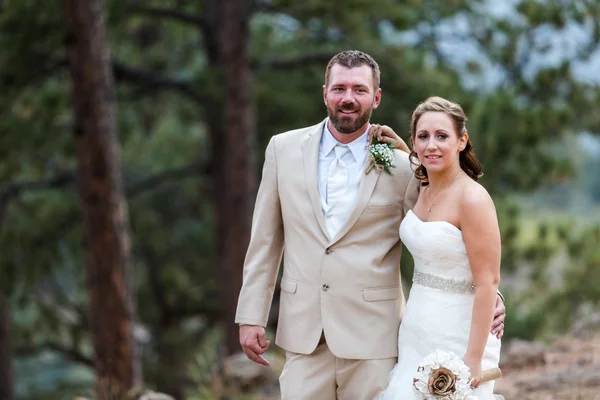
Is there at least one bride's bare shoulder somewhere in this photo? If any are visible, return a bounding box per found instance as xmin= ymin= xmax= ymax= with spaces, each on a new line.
xmin=460 ymin=179 xmax=495 ymax=213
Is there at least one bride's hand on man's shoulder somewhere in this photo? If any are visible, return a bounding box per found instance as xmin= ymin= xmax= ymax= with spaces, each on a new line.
xmin=368 ymin=124 xmax=410 ymax=154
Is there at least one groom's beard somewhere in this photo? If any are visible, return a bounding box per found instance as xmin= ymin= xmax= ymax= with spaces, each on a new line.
xmin=328 ymin=102 xmax=373 ymax=134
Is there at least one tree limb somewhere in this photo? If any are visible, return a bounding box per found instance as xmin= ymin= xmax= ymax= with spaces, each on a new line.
xmin=252 ymin=0 xmax=294 ymax=14
xmin=0 ymin=160 xmax=210 ymax=242
xmin=258 ymin=52 xmax=337 ymax=70
xmin=4 ymin=51 xmax=205 ymax=106
xmin=16 ymin=342 xmax=94 ymax=368
xmin=166 ymin=300 xmax=220 ymax=324
xmin=7 ymin=49 xmax=326 ymax=104
xmin=0 ymin=171 xmax=75 ymax=201
xmin=42 ymin=275 xmax=90 ymax=329
xmin=128 ymin=6 xmax=205 ymax=29
xmin=0 ymin=161 xmax=209 ymax=204
xmin=112 ymin=62 xmax=204 ymax=105
xmin=126 ymin=161 xmax=210 ymax=197
xmin=0 ymin=171 xmax=75 ymax=230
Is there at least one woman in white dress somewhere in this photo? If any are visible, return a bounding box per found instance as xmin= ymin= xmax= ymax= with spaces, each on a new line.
xmin=375 ymin=96 xmax=502 ymax=399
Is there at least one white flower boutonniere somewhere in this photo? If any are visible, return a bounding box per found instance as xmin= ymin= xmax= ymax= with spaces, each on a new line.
xmin=366 ymin=139 xmax=395 ymax=175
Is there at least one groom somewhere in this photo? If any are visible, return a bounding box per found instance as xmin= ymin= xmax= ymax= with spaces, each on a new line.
xmin=235 ymin=50 xmax=505 ymax=399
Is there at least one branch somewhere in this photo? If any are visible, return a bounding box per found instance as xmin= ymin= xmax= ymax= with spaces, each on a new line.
xmin=16 ymin=342 xmax=94 ymax=368
xmin=258 ymin=52 xmax=337 ymax=70
xmin=128 ymin=6 xmax=205 ymax=29
xmin=167 ymin=300 xmax=220 ymax=324
xmin=49 ymin=342 xmax=94 ymax=367
xmin=42 ymin=275 xmax=90 ymax=329
xmin=112 ymin=62 xmax=204 ymax=105
xmin=24 ymin=160 xmax=211 ymax=246
xmin=252 ymin=0 xmax=292 ymax=14
xmin=12 ymin=51 xmax=205 ymax=106
xmin=0 ymin=161 xmax=209 ymax=205
xmin=126 ymin=161 xmax=210 ymax=197
xmin=0 ymin=171 xmax=75 ymax=201
xmin=0 ymin=171 xmax=75 ymax=230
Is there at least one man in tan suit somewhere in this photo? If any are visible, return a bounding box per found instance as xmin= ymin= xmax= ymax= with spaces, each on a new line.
xmin=235 ymin=50 xmax=505 ymax=399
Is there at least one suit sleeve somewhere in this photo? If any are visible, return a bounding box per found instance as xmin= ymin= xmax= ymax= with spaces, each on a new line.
xmin=402 ymin=172 xmax=420 ymax=216
xmin=235 ymin=137 xmax=284 ymax=327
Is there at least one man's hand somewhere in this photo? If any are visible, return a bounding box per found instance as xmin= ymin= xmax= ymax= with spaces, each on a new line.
xmin=490 ymin=294 xmax=506 ymax=339
xmin=239 ymin=325 xmax=271 ymax=366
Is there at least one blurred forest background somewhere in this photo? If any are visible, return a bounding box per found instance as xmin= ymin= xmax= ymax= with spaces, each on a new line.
xmin=1 ymin=0 xmax=599 ymax=399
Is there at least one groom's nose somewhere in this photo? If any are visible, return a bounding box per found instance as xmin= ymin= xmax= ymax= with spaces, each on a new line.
xmin=341 ymin=90 xmax=356 ymax=103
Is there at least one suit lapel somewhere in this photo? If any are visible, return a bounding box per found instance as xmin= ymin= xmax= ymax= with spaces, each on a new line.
xmin=303 ymin=121 xmax=329 ymax=239
xmin=329 ymin=157 xmax=381 ymax=245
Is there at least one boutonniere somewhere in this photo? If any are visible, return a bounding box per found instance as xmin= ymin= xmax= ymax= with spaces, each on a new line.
xmin=366 ymin=139 xmax=395 ymax=175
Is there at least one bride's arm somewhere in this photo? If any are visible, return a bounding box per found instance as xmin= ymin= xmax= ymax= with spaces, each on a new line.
xmin=461 ymin=185 xmax=501 ymax=388
xmin=367 ymin=124 xmax=410 ymax=154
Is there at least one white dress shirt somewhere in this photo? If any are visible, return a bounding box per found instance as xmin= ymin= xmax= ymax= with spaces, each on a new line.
xmin=317 ymin=121 xmax=369 ymax=239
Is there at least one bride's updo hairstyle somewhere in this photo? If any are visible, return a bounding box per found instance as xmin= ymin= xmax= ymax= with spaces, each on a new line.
xmin=409 ymin=96 xmax=483 ymax=183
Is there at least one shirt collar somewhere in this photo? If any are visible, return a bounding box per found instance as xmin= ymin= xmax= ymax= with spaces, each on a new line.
xmin=322 ymin=119 xmax=370 ymax=161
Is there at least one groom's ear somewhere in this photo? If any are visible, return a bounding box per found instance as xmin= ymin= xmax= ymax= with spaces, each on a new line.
xmin=323 ymin=84 xmax=328 ymax=105
xmin=372 ymin=87 xmax=382 ymax=109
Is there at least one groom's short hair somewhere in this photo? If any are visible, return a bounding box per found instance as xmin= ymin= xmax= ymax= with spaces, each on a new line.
xmin=325 ymin=50 xmax=381 ymax=91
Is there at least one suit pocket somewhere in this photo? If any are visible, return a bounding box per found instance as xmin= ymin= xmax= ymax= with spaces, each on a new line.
xmin=364 ymin=204 xmax=400 ymax=215
xmin=280 ymin=277 xmax=297 ymax=294
xmin=362 ymin=286 xmax=400 ymax=302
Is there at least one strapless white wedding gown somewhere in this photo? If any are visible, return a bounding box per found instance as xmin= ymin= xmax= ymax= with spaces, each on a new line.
xmin=381 ymin=210 xmax=501 ymax=400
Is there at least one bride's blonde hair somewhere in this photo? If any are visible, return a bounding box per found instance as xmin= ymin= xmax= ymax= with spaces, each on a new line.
xmin=409 ymin=96 xmax=483 ymax=183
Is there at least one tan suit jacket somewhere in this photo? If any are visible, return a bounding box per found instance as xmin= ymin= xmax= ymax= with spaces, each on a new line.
xmin=235 ymin=119 xmax=419 ymax=360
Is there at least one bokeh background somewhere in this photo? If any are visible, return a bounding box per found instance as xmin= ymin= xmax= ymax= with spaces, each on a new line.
xmin=1 ymin=0 xmax=599 ymax=399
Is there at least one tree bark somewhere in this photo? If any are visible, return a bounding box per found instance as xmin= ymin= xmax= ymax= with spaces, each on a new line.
xmin=0 ymin=293 xmax=13 ymax=400
xmin=58 ymin=0 xmax=141 ymax=396
xmin=217 ymin=0 xmax=256 ymax=355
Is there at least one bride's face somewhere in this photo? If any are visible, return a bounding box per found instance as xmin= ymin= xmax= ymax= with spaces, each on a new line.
xmin=413 ymin=111 xmax=467 ymax=174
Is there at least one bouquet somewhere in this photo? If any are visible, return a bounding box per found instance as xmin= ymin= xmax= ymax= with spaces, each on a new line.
xmin=413 ymin=350 xmax=502 ymax=400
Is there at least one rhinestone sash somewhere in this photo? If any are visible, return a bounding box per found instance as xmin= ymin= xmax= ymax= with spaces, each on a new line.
xmin=413 ymin=271 xmax=475 ymax=294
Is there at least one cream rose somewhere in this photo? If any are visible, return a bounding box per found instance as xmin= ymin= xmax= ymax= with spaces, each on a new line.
xmin=427 ymin=367 xmax=457 ymax=397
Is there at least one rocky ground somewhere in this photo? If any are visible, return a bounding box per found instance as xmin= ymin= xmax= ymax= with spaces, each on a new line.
xmin=494 ymin=323 xmax=600 ymax=399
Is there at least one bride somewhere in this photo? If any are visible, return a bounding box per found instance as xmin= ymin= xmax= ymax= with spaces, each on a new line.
xmin=372 ymin=96 xmax=502 ymax=399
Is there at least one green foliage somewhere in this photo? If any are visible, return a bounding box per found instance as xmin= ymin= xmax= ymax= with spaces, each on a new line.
xmin=1 ymin=0 xmax=599 ymax=398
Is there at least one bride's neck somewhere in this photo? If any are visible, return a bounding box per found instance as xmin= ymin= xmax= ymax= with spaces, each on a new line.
xmin=427 ymin=166 xmax=463 ymax=190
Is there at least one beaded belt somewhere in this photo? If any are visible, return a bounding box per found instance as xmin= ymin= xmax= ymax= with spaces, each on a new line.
xmin=413 ymin=271 xmax=475 ymax=294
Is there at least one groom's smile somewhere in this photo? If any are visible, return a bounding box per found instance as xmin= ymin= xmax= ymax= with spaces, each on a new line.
xmin=339 ymin=103 xmax=359 ymax=113
xmin=339 ymin=106 xmax=359 ymax=116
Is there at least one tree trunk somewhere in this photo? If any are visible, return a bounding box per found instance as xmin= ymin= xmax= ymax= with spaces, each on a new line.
xmin=0 ymin=293 xmax=13 ymax=400
xmin=217 ymin=0 xmax=256 ymax=355
xmin=58 ymin=0 xmax=141 ymax=397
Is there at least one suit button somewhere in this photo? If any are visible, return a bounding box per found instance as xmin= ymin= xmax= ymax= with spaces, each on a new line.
xmin=322 ymin=284 xmax=329 ymax=291
xmin=325 ymin=248 xmax=332 ymax=254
